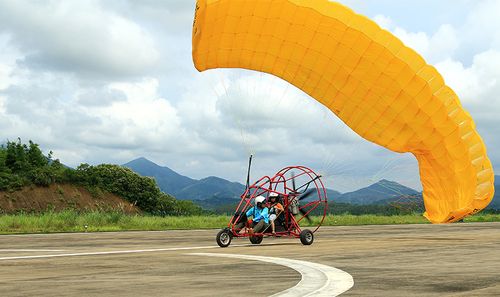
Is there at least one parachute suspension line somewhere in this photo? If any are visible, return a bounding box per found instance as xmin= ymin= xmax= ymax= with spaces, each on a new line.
xmin=214 ymin=70 xmax=253 ymax=157
xmin=236 ymin=70 xmax=257 ymax=157
xmin=315 ymin=108 xmax=358 ymax=193
xmin=317 ymin=109 xmax=343 ymax=178
xmin=276 ymin=82 xmax=290 ymax=110
xmin=319 ymin=154 xmax=349 ymax=179
xmin=254 ymin=71 xmax=262 ymax=102
xmin=245 ymin=154 xmax=253 ymax=191
xmin=367 ymin=157 xmax=412 ymax=197
xmin=236 ymin=118 xmax=253 ymax=157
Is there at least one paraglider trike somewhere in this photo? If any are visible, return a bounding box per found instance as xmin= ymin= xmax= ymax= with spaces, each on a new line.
xmin=216 ymin=165 xmax=328 ymax=247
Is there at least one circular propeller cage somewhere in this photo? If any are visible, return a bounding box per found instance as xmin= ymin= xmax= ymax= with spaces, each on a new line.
xmin=271 ymin=166 xmax=328 ymax=233
xmin=233 ymin=165 xmax=328 ymax=235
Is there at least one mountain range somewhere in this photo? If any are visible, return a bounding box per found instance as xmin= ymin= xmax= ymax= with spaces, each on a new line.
xmin=123 ymin=158 xmax=245 ymax=201
xmin=123 ymin=157 xmax=435 ymax=208
xmin=492 ymin=176 xmax=500 ymax=209
xmin=334 ymin=179 xmax=420 ymax=204
xmin=124 ymin=158 xmax=500 ymax=210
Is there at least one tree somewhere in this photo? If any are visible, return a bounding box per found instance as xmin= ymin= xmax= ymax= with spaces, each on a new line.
xmin=27 ymin=140 xmax=48 ymax=168
xmin=0 ymin=146 xmax=8 ymax=173
xmin=5 ymin=139 xmax=29 ymax=174
xmin=0 ymin=139 xmax=204 ymax=215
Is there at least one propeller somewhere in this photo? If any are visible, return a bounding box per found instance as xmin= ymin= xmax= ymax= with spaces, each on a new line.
xmin=297 ymin=189 xmax=315 ymax=223
xmin=289 ymin=172 xmax=317 ymax=223
xmin=299 ymin=208 xmax=312 ymax=223
xmin=298 ymin=188 xmax=315 ymax=201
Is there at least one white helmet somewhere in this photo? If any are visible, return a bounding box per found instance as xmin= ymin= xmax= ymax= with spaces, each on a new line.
xmin=255 ymin=196 xmax=265 ymax=205
xmin=269 ymin=192 xmax=279 ymax=198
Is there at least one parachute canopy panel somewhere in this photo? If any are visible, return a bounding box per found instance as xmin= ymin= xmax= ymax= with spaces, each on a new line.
xmin=192 ymin=0 xmax=495 ymax=223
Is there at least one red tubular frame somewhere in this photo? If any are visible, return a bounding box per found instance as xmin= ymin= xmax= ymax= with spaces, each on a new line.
xmin=227 ymin=166 xmax=328 ymax=239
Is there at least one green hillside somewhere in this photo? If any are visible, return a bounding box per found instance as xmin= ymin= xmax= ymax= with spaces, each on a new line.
xmin=0 ymin=139 xmax=202 ymax=215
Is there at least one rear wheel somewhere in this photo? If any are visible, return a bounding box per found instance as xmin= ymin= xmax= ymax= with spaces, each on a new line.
xmin=300 ymin=229 xmax=314 ymax=245
xmin=249 ymin=236 xmax=263 ymax=244
xmin=216 ymin=229 xmax=232 ymax=247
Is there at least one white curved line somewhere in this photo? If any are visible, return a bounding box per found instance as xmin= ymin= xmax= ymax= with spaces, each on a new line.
xmin=189 ymin=253 xmax=354 ymax=296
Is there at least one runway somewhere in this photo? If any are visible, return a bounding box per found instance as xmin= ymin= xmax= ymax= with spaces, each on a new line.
xmin=0 ymin=222 xmax=499 ymax=296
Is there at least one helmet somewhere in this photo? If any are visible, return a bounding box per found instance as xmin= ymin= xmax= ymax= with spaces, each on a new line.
xmin=255 ymin=196 xmax=265 ymax=205
xmin=269 ymin=192 xmax=279 ymax=199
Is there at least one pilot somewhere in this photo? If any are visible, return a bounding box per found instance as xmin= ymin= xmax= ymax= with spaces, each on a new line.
xmin=235 ymin=195 xmax=269 ymax=234
xmin=268 ymin=192 xmax=284 ymax=235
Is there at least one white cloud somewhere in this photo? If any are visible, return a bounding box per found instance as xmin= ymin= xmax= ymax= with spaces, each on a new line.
xmin=74 ymin=78 xmax=181 ymax=151
xmin=375 ymin=16 xmax=458 ymax=64
xmin=462 ymin=0 xmax=500 ymax=55
xmin=435 ymin=49 xmax=500 ymax=167
xmin=0 ymin=65 xmax=10 ymax=90
xmin=0 ymin=34 xmax=22 ymax=90
xmin=373 ymin=14 xmax=392 ymax=30
xmin=0 ymin=0 xmax=159 ymax=79
xmin=0 ymin=96 xmax=6 ymax=114
xmin=434 ymin=51 xmax=500 ymax=105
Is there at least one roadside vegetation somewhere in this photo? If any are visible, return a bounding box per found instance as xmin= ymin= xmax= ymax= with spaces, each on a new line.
xmin=0 ymin=139 xmax=202 ymax=216
xmin=0 ymin=211 xmax=498 ymax=234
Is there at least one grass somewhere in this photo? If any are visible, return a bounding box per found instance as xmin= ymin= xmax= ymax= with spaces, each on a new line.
xmin=0 ymin=211 xmax=498 ymax=234
xmin=0 ymin=211 xmax=229 ymax=234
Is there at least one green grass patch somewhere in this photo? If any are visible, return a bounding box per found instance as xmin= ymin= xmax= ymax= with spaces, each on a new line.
xmin=0 ymin=211 xmax=230 ymax=234
xmin=0 ymin=211 xmax=498 ymax=234
xmin=308 ymin=214 xmax=430 ymax=226
xmin=463 ymin=213 xmax=500 ymax=223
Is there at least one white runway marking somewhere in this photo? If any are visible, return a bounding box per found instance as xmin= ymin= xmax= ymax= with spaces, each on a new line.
xmin=0 ymin=229 xmax=218 ymax=237
xmin=0 ymin=249 xmax=66 ymax=252
xmin=0 ymin=242 xmax=286 ymax=261
xmin=190 ymin=253 xmax=354 ymax=296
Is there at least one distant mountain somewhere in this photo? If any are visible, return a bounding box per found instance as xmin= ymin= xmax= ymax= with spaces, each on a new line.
xmin=123 ymin=158 xmax=427 ymax=209
xmin=335 ymin=179 xmax=420 ymax=205
xmin=192 ymin=197 xmax=241 ymax=211
xmin=326 ymin=189 xmax=342 ymax=200
xmin=123 ymin=157 xmax=245 ymax=201
xmin=488 ymin=175 xmax=500 ymax=209
xmin=175 ymin=176 xmax=245 ymax=200
xmin=123 ymin=157 xmax=197 ymax=195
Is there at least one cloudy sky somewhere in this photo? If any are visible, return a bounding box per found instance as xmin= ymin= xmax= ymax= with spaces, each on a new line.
xmin=0 ymin=0 xmax=499 ymax=192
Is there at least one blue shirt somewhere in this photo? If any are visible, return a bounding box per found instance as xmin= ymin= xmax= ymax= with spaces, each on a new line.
xmin=246 ymin=206 xmax=269 ymax=224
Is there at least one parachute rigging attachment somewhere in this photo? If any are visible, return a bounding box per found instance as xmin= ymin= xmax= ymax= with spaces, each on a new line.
xmin=245 ymin=154 xmax=253 ymax=197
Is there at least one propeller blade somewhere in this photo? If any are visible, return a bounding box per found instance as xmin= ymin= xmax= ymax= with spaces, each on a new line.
xmin=298 ymin=188 xmax=315 ymax=201
xmin=291 ymin=171 xmax=296 ymax=192
xmin=299 ymin=208 xmax=312 ymax=222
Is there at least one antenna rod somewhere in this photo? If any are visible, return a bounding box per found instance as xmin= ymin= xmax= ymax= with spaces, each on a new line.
xmin=245 ymin=154 xmax=253 ymax=190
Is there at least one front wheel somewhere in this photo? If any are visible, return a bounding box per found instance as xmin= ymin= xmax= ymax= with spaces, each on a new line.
xmin=249 ymin=235 xmax=263 ymax=244
xmin=300 ymin=229 xmax=314 ymax=245
xmin=216 ymin=229 xmax=232 ymax=247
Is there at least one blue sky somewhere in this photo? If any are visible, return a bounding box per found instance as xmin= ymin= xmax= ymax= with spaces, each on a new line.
xmin=0 ymin=0 xmax=499 ymax=192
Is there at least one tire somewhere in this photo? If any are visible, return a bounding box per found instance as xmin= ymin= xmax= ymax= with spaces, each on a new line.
xmin=249 ymin=235 xmax=263 ymax=244
xmin=300 ymin=229 xmax=314 ymax=245
xmin=216 ymin=229 xmax=232 ymax=248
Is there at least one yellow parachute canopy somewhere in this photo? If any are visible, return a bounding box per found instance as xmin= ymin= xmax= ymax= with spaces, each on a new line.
xmin=192 ymin=0 xmax=495 ymax=223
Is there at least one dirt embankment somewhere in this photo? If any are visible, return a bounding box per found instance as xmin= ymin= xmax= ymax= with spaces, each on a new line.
xmin=0 ymin=184 xmax=140 ymax=214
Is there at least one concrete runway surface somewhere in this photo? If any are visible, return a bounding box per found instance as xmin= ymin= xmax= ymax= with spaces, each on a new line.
xmin=0 ymin=222 xmax=499 ymax=296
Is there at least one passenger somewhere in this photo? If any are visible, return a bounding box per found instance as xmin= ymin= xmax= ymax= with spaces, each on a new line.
xmin=268 ymin=193 xmax=284 ymax=235
xmin=235 ymin=195 xmax=269 ymax=234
